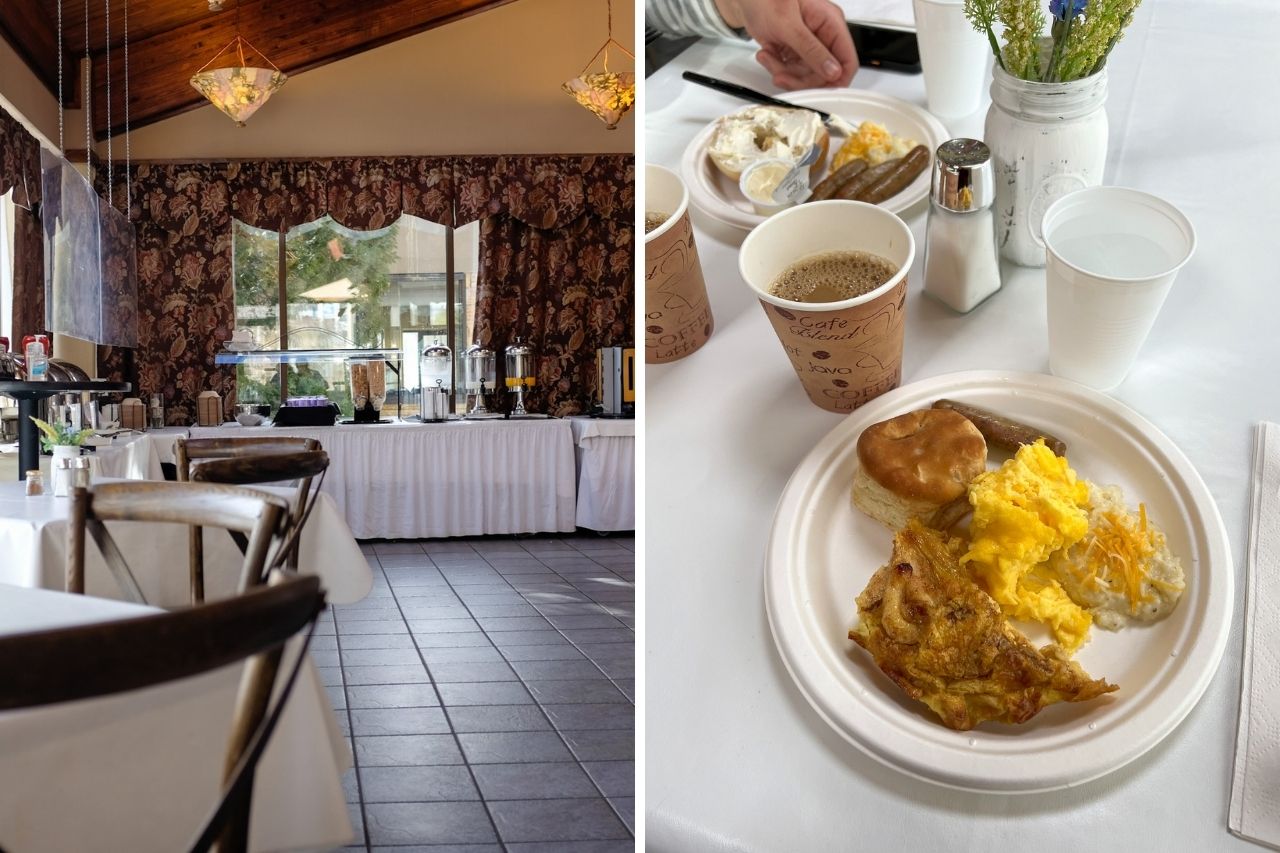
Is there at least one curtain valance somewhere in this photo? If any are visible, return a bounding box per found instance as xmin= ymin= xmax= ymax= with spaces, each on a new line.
xmin=0 ymin=106 xmax=42 ymax=209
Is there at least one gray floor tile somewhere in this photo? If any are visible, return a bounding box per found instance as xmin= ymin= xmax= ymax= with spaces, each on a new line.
xmin=470 ymin=762 xmax=598 ymax=800
xmin=359 ymin=764 xmax=480 ymax=803
xmin=340 ymin=646 xmax=424 ymax=666
xmin=350 ymin=707 xmax=451 ymax=736
xmin=575 ymin=643 xmax=634 ymax=662
xmin=346 ymin=800 xmax=365 ymax=842
xmin=365 ymin=801 xmax=497 ymax=845
xmin=456 ymin=731 xmax=573 ymax=764
xmin=609 ymin=797 xmax=634 ymax=832
xmin=531 ymin=602 xmax=610 ymax=616
xmin=316 ymin=666 xmax=344 ymax=687
xmin=343 ymin=664 xmax=430 ymax=685
xmin=372 ymin=542 xmax=426 ymax=554
xmin=581 ymin=761 xmax=634 ymax=797
xmin=488 ymin=631 xmax=570 ymax=647
xmin=560 ymin=729 xmax=634 ymax=761
xmin=338 ymin=633 xmax=417 ymax=650
xmin=325 ymin=684 xmax=347 ymax=709
xmin=558 ymin=628 xmax=634 ymax=645
xmin=524 ymin=680 xmax=629 ymax=705
xmin=341 ymin=766 xmax=360 ymax=803
xmin=499 ymin=645 xmax=586 ymax=662
xmin=397 ymin=605 xmax=470 ymax=620
xmin=453 ymin=593 xmax=528 ymax=607
xmin=436 ymin=681 xmax=534 ymax=706
xmin=338 ymin=620 xmax=410 ymax=635
xmin=309 ymin=650 xmax=340 ymax=668
xmin=355 ymin=734 xmax=464 ymax=766
xmin=486 ymin=798 xmax=631 ymax=843
xmin=392 ymin=583 xmax=458 ymax=596
xmin=595 ymin=658 xmax=634 ymax=679
xmin=417 ymin=645 xmax=504 ymax=664
xmin=545 ymin=615 xmax=624 ymax=630
xmin=541 ymin=703 xmax=634 ymax=731
xmin=347 ymin=683 xmax=440 ymax=709
xmin=614 ymin=680 xmax=634 ymax=702
xmin=334 ymin=607 xmax=405 ymax=622
xmin=414 ymin=632 xmax=495 ymax=648
xmin=466 ymin=604 xmax=541 ymax=618
xmin=446 ymin=705 xmax=553 ymax=733
xmin=310 ymin=635 xmax=338 ymax=651
xmin=428 ymin=661 xmax=519 ymax=683
xmin=408 ymin=618 xmax=482 ymax=634
xmin=475 ymin=616 xmax=554 ymax=632
xmin=371 ymin=847 xmax=501 ymax=853
xmin=509 ymin=660 xmax=608 ymax=681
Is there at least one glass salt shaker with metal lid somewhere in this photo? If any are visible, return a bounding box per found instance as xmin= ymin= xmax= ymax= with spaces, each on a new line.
xmin=922 ymin=138 xmax=1002 ymax=313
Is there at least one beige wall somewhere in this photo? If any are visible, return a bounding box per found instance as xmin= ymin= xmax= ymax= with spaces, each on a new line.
xmin=110 ymin=0 xmax=636 ymax=160
xmin=0 ymin=37 xmax=59 ymax=148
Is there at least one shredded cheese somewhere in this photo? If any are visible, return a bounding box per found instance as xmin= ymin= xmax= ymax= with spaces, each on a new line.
xmin=1079 ymin=503 xmax=1158 ymax=614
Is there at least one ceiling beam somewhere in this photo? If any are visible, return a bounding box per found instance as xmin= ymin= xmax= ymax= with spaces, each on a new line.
xmin=0 ymin=0 xmax=60 ymax=102
xmin=92 ymin=0 xmax=519 ymax=140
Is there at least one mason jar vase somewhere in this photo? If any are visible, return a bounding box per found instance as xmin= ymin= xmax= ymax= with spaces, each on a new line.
xmin=985 ymin=60 xmax=1108 ymax=266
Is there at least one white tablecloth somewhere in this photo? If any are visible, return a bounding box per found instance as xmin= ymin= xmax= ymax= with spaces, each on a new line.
xmin=569 ymin=417 xmax=636 ymax=531
xmin=191 ymin=420 xmax=578 ymax=539
xmin=646 ymin=3 xmax=1275 ymax=849
xmin=0 ymin=583 xmax=352 ymax=852
xmin=87 ymin=432 xmax=167 ymax=480
xmin=0 ymin=480 xmax=372 ymax=605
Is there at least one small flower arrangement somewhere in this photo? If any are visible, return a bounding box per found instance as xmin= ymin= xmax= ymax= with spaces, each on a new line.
xmin=965 ymin=0 xmax=1140 ymax=83
xmin=30 ymin=416 xmax=93 ymax=451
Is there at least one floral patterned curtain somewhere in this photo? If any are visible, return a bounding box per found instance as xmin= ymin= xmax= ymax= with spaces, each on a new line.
xmin=469 ymin=154 xmax=634 ymax=416
xmin=1 ymin=105 xmax=45 ymax=346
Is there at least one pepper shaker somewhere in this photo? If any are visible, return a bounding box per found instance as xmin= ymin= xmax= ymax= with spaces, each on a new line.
xmin=923 ymin=139 xmax=1002 ymax=313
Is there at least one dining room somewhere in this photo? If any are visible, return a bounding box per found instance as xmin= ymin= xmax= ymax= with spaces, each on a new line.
xmin=0 ymin=0 xmax=636 ymax=850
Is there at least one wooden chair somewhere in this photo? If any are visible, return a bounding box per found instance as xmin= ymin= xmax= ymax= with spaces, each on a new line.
xmin=0 ymin=572 xmax=327 ymax=853
xmin=176 ymin=437 xmax=328 ymax=602
xmin=67 ymin=481 xmax=290 ymax=605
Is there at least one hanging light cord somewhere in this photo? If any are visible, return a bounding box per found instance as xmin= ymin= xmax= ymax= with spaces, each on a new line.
xmin=124 ymin=0 xmax=130 ymax=213
xmin=84 ymin=0 xmax=92 ymax=187
xmin=105 ymin=0 xmax=112 ymax=208
xmin=57 ymin=0 xmax=63 ymax=152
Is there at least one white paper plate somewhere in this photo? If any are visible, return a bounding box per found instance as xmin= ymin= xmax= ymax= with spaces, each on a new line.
xmin=764 ymin=371 xmax=1233 ymax=793
xmin=680 ymin=89 xmax=949 ymax=232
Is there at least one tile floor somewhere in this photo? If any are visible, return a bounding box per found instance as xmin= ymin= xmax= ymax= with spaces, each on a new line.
xmin=317 ymin=533 xmax=635 ymax=852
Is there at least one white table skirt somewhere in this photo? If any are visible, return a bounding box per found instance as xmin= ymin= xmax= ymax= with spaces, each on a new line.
xmin=0 ymin=480 xmax=372 ymax=605
xmin=569 ymin=417 xmax=636 ymax=531
xmin=191 ymin=420 xmax=578 ymax=539
xmin=87 ymin=433 xmax=167 ymax=481
xmin=0 ymin=584 xmax=352 ymax=853
xmin=646 ymin=4 xmax=1276 ymax=850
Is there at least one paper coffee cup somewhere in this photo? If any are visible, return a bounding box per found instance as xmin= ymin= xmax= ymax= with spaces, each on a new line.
xmin=1042 ymin=186 xmax=1195 ymax=390
xmin=645 ymin=164 xmax=713 ymax=364
xmin=739 ymin=201 xmax=915 ymax=413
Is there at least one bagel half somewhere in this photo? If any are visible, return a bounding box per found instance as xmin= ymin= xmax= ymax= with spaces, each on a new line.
xmin=707 ymin=106 xmax=829 ymax=182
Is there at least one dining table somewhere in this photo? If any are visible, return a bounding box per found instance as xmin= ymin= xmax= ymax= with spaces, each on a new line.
xmin=0 ymin=478 xmax=373 ymax=605
xmin=0 ymin=583 xmax=353 ymax=852
xmin=644 ymin=1 xmax=1278 ymax=850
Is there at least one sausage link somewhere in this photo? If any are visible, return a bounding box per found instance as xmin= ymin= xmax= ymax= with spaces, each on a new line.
xmin=808 ymin=159 xmax=867 ymax=202
xmin=833 ymin=159 xmax=899 ymax=201
xmin=855 ymin=145 xmax=930 ymax=204
xmin=933 ymin=399 xmax=1069 ymax=457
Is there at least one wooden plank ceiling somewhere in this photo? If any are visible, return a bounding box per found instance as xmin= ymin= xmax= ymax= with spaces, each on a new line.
xmin=0 ymin=0 xmax=517 ymax=140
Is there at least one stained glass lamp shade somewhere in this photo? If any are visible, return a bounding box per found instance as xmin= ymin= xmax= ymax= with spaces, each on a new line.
xmin=190 ymin=36 xmax=287 ymax=127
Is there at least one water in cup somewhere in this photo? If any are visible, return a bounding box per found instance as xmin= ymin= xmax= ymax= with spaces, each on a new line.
xmin=1053 ymin=232 xmax=1175 ymax=279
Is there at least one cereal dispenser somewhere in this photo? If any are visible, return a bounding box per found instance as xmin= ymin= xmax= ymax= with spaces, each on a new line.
xmin=504 ymin=342 xmax=540 ymax=417
xmin=420 ymin=343 xmax=452 ymax=422
xmin=463 ymin=344 xmax=501 ymax=419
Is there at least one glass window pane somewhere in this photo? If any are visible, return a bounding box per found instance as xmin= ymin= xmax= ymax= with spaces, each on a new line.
xmin=232 ymin=220 xmax=283 ymax=410
xmin=453 ymin=220 xmax=480 ymax=414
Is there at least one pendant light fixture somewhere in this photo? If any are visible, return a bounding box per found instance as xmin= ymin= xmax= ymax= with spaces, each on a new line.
xmin=189 ymin=1 xmax=286 ymax=127
xmin=562 ymin=0 xmax=635 ymax=130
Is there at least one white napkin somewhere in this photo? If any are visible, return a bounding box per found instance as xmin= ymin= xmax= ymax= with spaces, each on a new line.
xmin=1230 ymin=421 xmax=1280 ymax=849
xmin=836 ymin=0 xmax=915 ymax=29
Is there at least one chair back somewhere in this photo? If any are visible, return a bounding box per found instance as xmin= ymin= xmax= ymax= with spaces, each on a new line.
xmin=67 ymin=481 xmax=289 ymax=603
xmin=0 ymin=572 xmax=326 ymax=853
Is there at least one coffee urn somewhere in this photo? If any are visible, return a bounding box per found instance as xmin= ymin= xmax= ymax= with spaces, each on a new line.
xmin=505 ymin=342 xmax=543 ymax=418
xmin=420 ymin=344 xmax=452 ymax=423
xmin=463 ymin=344 xmax=501 ymax=419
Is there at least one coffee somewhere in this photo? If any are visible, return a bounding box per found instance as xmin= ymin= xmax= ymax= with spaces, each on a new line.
xmin=645 ymin=211 xmax=670 ymax=234
xmin=768 ymin=250 xmax=898 ymax=303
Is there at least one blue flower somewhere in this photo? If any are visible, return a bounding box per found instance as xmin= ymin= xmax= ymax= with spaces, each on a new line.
xmin=1049 ymin=0 xmax=1087 ymax=19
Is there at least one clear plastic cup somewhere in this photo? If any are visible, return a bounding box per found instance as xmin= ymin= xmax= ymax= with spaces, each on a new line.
xmin=1042 ymin=186 xmax=1196 ymax=390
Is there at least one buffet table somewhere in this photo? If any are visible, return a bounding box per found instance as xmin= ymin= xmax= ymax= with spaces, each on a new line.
xmin=569 ymin=417 xmax=636 ymax=531
xmin=646 ymin=3 xmax=1272 ymax=850
xmin=0 ymin=480 xmax=372 ymax=605
xmin=190 ymin=419 xmax=577 ymax=539
xmin=0 ymin=583 xmax=352 ymax=852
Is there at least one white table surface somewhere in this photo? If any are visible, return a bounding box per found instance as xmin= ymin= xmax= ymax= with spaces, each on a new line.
xmin=569 ymin=417 xmax=637 ymax=532
xmin=191 ymin=419 xmax=578 ymax=540
xmin=0 ymin=479 xmax=372 ymax=605
xmin=645 ymin=3 xmax=1277 ymax=850
xmin=0 ymin=583 xmax=352 ymax=852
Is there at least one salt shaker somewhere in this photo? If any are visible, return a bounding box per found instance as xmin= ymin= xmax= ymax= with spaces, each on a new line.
xmin=923 ymin=139 xmax=1001 ymax=313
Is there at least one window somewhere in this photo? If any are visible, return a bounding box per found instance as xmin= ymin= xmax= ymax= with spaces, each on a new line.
xmin=232 ymin=215 xmax=480 ymax=417
xmin=0 ymin=189 xmax=12 ymax=344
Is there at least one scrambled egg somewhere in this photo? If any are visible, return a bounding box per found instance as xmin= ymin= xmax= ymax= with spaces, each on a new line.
xmin=961 ymin=441 xmax=1094 ymax=652
xmin=831 ymin=121 xmax=918 ymax=169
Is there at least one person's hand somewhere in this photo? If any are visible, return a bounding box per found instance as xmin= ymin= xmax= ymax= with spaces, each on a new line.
xmin=715 ymin=0 xmax=859 ymax=89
